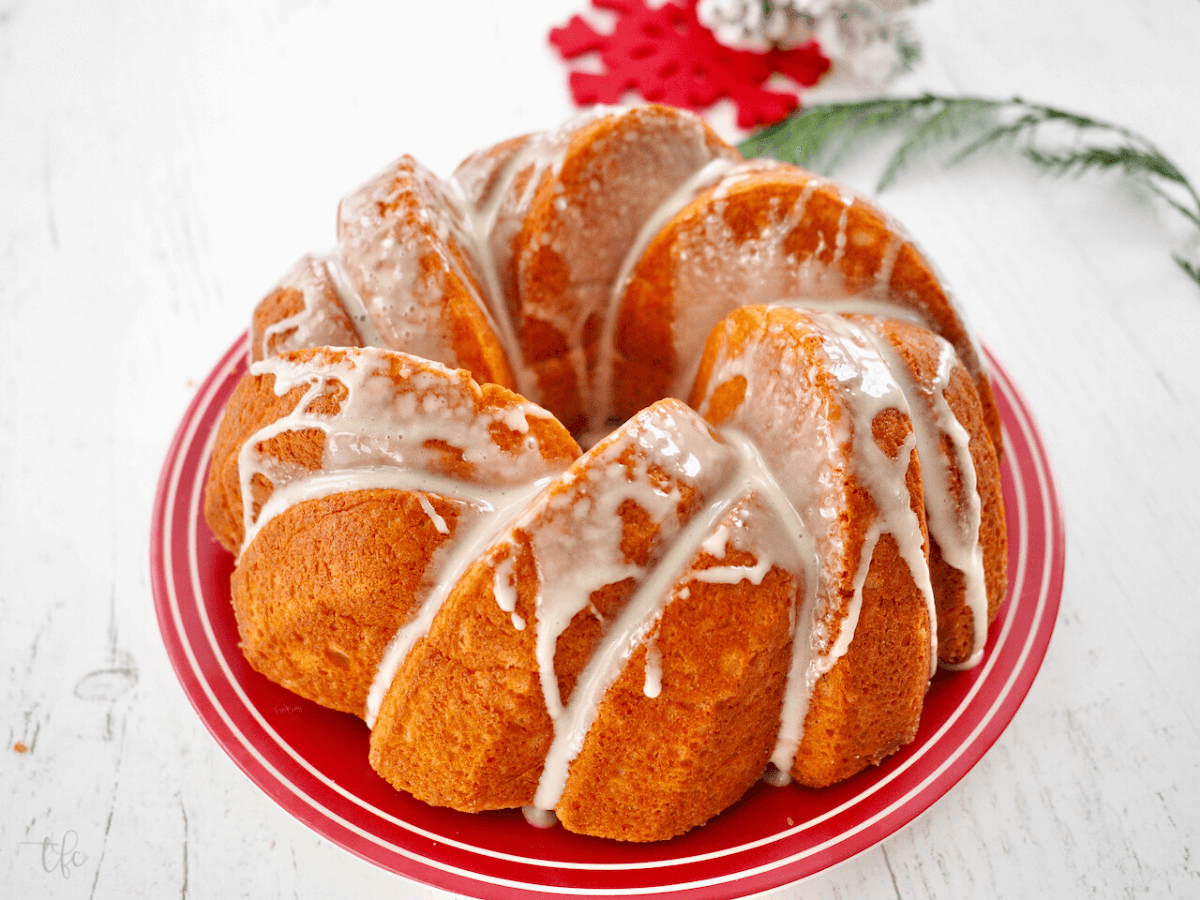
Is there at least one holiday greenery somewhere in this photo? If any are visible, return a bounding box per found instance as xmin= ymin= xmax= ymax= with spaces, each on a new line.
xmin=740 ymin=94 xmax=1200 ymax=287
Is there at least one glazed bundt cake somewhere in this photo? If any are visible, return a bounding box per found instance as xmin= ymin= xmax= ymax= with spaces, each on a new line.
xmin=204 ymin=104 xmax=1007 ymax=842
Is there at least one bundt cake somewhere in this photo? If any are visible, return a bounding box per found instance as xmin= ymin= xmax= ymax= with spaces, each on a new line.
xmin=204 ymin=103 xmax=1007 ymax=843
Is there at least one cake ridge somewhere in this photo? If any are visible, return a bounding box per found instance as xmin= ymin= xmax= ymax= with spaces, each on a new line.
xmin=689 ymin=306 xmax=938 ymax=778
xmin=519 ymin=401 xmax=734 ymax=725
xmin=808 ymin=311 xmax=937 ymax=674
xmin=856 ymin=317 xmax=989 ymax=668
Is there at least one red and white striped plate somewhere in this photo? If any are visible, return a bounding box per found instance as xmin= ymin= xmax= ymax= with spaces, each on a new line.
xmin=151 ymin=334 xmax=1064 ymax=899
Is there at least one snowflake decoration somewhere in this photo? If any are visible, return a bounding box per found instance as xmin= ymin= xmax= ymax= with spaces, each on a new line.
xmin=549 ymin=0 xmax=831 ymax=129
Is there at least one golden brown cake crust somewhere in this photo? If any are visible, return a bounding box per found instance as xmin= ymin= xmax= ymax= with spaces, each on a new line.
xmin=502 ymin=105 xmax=739 ymax=430
xmin=556 ymin=543 xmax=795 ymax=841
xmin=204 ymin=347 xmax=579 ymax=718
xmin=232 ymin=490 xmax=465 ymax=716
xmin=614 ymin=163 xmax=1003 ymax=459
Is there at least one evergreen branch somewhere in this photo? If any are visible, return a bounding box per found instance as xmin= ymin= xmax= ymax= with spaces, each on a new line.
xmin=878 ymin=97 xmax=993 ymax=189
xmin=827 ymin=99 xmax=928 ymax=172
xmin=949 ymin=111 xmax=1044 ymax=164
xmin=739 ymin=93 xmax=1200 ymax=291
xmin=1174 ymin=255 xmax=1200 ymax=289
xmin=1029 ymin=104 xmax=1108 ymax=132
xmin=784 ymin=105 xmax=866 ymax=166
xmin=740 ymin=95 xmax=935 ymax=170
xmin=743 ymin=99 xmax=872 ymax=166
xmin=1149 ymin=182 xmax=1200 ymax=230
xmin=1024 ymin=145 xmax=1188 ymax=186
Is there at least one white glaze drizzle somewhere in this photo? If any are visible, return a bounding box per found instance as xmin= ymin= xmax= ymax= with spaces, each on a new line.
xmin=442 ymin=139 xmax=549 ymax=398
xmin=642 ymin=640 xmax=664 ymax=699
xmin=246 ymin=466 xmax=480 ymax=553
xmin=771 ymin=294 xmax=925 ymax=325
xmin=237 ymin=348 xmax=560 ymax=550
xmin=530 ymin=460 xmax=747 ymax=812
xmin=806 ymin=312 xmax=937 ymax=674
xmin=702 ymin=431 xmax=819 ymax=779
xmin=443 ymin=106 xmax=623 ymax=405
xmin=511 ymin=402 xmax=738 ymax=726
xmin=491 ymin=548 xmax=520 ymax=626
xmin=416 ymin=492 xmax=450 ymax=535
xmin=861 ymin=326 xmax=988 ymax=669
xmin=527 ymin=423 xmax=808 ymax=815
xmin=256 ymin=254 xmax=376 ymax=359
xmin=521 ymin=805 xmax=559 ymax=829
xmin=324 ymin=252 xmax=385 ymax=349
xmin=689 ymin=308 xmax=938 ymax=777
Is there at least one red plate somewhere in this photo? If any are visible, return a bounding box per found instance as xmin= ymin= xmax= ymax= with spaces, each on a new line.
xmin=151 ymin=334 xmax=1064 ymax=899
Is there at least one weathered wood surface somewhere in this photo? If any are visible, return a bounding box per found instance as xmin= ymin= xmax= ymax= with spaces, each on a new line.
xmin=2 ymin=1 xmax=1198 ymax=897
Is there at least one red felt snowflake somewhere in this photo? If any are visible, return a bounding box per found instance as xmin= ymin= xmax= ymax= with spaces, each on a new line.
xmin=549 ymin=0 xmax=831 ymax=129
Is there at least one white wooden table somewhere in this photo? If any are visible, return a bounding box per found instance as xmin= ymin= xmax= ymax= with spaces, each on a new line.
xmin=3 ymin=1 xmax=1199 ymax=897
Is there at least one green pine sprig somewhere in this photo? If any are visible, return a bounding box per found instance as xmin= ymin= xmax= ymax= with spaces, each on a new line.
xmin=739 ymin=94 xmax=1200 ymax=289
